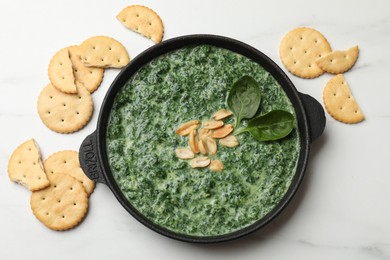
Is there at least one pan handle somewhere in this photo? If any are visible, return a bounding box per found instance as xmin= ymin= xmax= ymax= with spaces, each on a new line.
xmin=79 ymin=131 xmax=106 ymax=184
xmin=299 ymin=93 xmax=326 ymax=143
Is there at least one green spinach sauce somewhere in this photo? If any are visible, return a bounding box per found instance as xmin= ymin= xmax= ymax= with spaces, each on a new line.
xmin=106 ymin=45 xmax=300 ymax=236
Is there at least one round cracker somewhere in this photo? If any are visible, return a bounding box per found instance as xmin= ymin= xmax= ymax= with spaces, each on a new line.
xmin=323 ymin=74 xmax=364 ymax=124
xmin=44 ymin=150 xmax=95 ymax=196
xmin=280 ymin=27 xmax=332 ymax=78
xmin=68 ymin=45 xmax=104 ymax=93
xmin=44 ymin=150 xmax=80 ymax=176
xmin=37 ymin=83 xmax=93 ymax=133
xmin=78 ymin=36 xmax=130 ymax=68
xmin=117 ymin=5 xmax=164 ymax=43
xmin=68 ymin=168 xmax=95 ymax=196
xmin=31 ymin=173 xmax=88 ymax=231
xmin=316 ymin=46 xmax=359 ymax=74
xmin=48 ymin=48 xmax=77 ymax=94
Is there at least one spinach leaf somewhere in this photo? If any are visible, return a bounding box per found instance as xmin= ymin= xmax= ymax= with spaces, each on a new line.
xmin=236 ymin=110 xmax=295 ymax=141
xmin=227 ymin=76 xmax=261 ymax=128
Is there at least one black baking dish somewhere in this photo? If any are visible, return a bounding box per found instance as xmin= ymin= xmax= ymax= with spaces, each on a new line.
xmin=79 ymin=34 xmax=326 ymax=243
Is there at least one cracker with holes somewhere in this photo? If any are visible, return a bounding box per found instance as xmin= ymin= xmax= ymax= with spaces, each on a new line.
xmin=323 ymin=74 xmax=364 ymax=124
xmin=48 ymin=48 xmax=77 ymax=94
xmin=8 ymin=139 xmax=49 ymax=191
xmin=44 ymin=150 xmax=80 ymax=176
xmin=68 ymin=45 xmax=104 ymax=93
xmin=316 ymin=46 xmax=359 ymax=74
xmin=37 ymin=83 xmax=93 ymax=133
xmin=68 ymin=168 xmax=95 ymax=196
xmin=280 ymin=27 xmax=332 ymax=78
xmin=30 ymin=173 xmax=88 ymax=231
xmin=117 ymin=5 xmax=164 ymax=43
xmin=78 ymin=36 xmax=130 ymax=68
xmin=44 ymin=150 xmax=95 ymax=196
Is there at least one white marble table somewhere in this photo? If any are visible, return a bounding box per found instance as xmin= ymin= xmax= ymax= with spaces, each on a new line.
xmin=1 ymin=0 xmax=389 ymax=259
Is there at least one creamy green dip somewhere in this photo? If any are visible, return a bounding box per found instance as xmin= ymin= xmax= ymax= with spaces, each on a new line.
xmin=106 ymin=45 xmax=300 ymax=236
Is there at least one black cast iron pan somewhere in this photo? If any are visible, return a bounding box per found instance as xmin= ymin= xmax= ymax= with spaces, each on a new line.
xmin=79 ymin=34 xmax=326 ymax=243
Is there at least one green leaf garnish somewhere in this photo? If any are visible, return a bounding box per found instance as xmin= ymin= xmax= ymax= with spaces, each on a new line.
xmin=236 ymin=110 xmax=295 ymax=141
xmin=227 ymin=76 xmax=261 ymax=128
